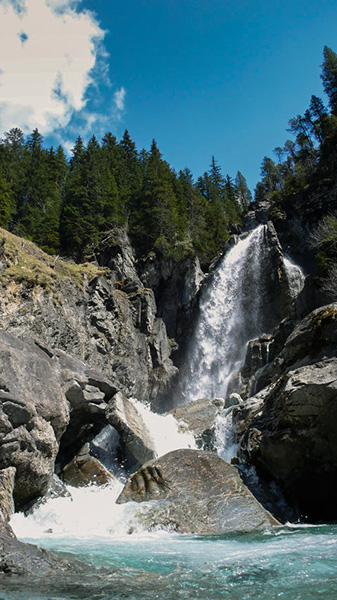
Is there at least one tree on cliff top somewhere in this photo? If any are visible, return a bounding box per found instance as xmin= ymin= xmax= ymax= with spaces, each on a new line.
xmin=321 ymin=46 xmax=337 ymax=116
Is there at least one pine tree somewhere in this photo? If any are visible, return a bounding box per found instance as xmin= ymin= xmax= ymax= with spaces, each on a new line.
xmin=321 ymin=46 xmax=337 ymax=115
xmin=60 ymin=136 xmax=88 ymax=258
xmin=132 ymin=140 xmax=179 ymax=255
xmin=1 ymin=128 xmax=26 ymax=231
xmin=235 ymin=171 xmax=252 ymax=210
xmin=0 ymin=167 xmax=11 ymax=228
xmin=33 ymin=146 xmax=68 ymax=253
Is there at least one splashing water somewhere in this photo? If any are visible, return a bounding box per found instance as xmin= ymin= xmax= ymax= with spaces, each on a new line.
xmin=214 ymin=409 xmax=239 ymax=463
xmin=132 ymin=399 xmax=196 ymax=456
xmin=180 ymin=225 xmax=271 ymax=401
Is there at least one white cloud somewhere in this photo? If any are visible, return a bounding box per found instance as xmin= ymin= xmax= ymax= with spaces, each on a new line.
xmin=0 ymin=0 xmax=111 ymax=135
xmin=114 ymin=86 xmax=126 ymax=112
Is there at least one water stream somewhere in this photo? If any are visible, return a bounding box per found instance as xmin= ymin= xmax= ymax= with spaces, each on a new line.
xmin=5 ymin=226 xmax=332 ymax=600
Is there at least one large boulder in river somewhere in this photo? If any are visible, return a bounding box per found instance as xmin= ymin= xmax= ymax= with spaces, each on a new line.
xmin=117 ymin=449 xmax=279 ymax=533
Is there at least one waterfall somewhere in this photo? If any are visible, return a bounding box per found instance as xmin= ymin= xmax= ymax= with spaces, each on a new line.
xmin=283 ymin=254 xmax=305 ymax=300
xmin=179 ymin=225 xmax=271 ymax=402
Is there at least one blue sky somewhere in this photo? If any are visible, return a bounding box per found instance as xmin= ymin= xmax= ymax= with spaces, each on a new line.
xmin=1 ymin=0 xmax=337 ymax=192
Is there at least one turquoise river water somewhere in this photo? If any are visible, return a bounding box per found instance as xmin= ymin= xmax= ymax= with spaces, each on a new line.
xmin=2 ymin=481 xmax=337 ymax=600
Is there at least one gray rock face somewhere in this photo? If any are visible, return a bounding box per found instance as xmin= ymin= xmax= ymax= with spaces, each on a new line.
xmin=0 ymin=329 xmax=119 ymax=508
xmin=243 ymin=200 xmax=271 ymax=230
xmin=117 ymin=449 xmax=279 ymax=533
xmin=243 ymin=303 xmax=337 ymax=397
xmin=0 ymin=331 xmax=69 ymax=509
xmin=0 ymin=229 xmax=176 ymax=405
xmin=97 ymin=228 xmax=143 ymax=293
xmin=140 ymin=253 xmax=204 ymax=341
xmin=106 ymin=392 xmax=156 ymax=465
xmin=235 ymin=305 xmax=337 ymax=521
xmin=0 ymin=467 xmax=15 ymax=522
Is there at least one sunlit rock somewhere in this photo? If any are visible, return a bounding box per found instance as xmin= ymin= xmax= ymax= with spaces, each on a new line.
xmin=62 ymin=443 xmax=114 ymax=487
xmin=117 ymin=448 xmax=279 ymax=534
xmin=106 ymin=392 xmax=156 ymax=465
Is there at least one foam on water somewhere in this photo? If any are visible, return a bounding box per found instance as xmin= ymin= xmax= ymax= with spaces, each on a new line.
xmin=10 ymin=480 xmax=140 ymax=541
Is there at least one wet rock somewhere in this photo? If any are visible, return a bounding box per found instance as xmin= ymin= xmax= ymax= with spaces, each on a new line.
xmin=117 ymin=449 xmax=279 ymax=534
xmin=24 ymin=475 xmax=71 ymax=515
xmin=225 ymin=393 xmax=243 ymax=408
xmin=169 ymin=398 xmax=225 ymax=450
xmin=62 ymin=443 xmax=113 ymax=487
xmin=106 ymin=392 xmax=156 ymax=465
xmin=0 ymin=520 xmax=82 ymax=576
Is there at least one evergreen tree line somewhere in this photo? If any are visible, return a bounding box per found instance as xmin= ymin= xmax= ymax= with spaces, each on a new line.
xmin=0 ymin=128 xmax=249 ymax=266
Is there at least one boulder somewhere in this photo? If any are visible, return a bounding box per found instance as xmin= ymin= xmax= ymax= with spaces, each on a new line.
xmin=0 ymin=329 xmax=119 ymax=508
xmin=61 ymin=443 xmax=114 ymax=487
xmin=24 ymin=475 xmax=71 ymax=515
xmin=106 ymin=392 xmax=156 ymax=465
xmin=240 ymin=303 xmax=337 ymax=398
xmin=117 ymin=449 xmax=279 ymax=533
xmin=169 ymin=398 xmax=225 ymax=450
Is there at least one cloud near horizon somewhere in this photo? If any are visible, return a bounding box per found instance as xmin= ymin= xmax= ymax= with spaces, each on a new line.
xmin=0 ymin=0 xmax=124 ymax=138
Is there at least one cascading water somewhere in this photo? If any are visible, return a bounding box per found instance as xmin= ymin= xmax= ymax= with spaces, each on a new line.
xmin=179 ymin=225 xmax=273 ymax=402
xmin=283 ymin=254 xmax=305 ymax=299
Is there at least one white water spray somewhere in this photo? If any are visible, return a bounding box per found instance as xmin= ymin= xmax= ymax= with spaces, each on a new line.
xmin=132 ymin=399 xmax=196 ymax=456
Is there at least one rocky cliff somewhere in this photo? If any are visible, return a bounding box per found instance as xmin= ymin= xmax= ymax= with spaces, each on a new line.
xmin=0 ymin=228 xmax=177 ymax=405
